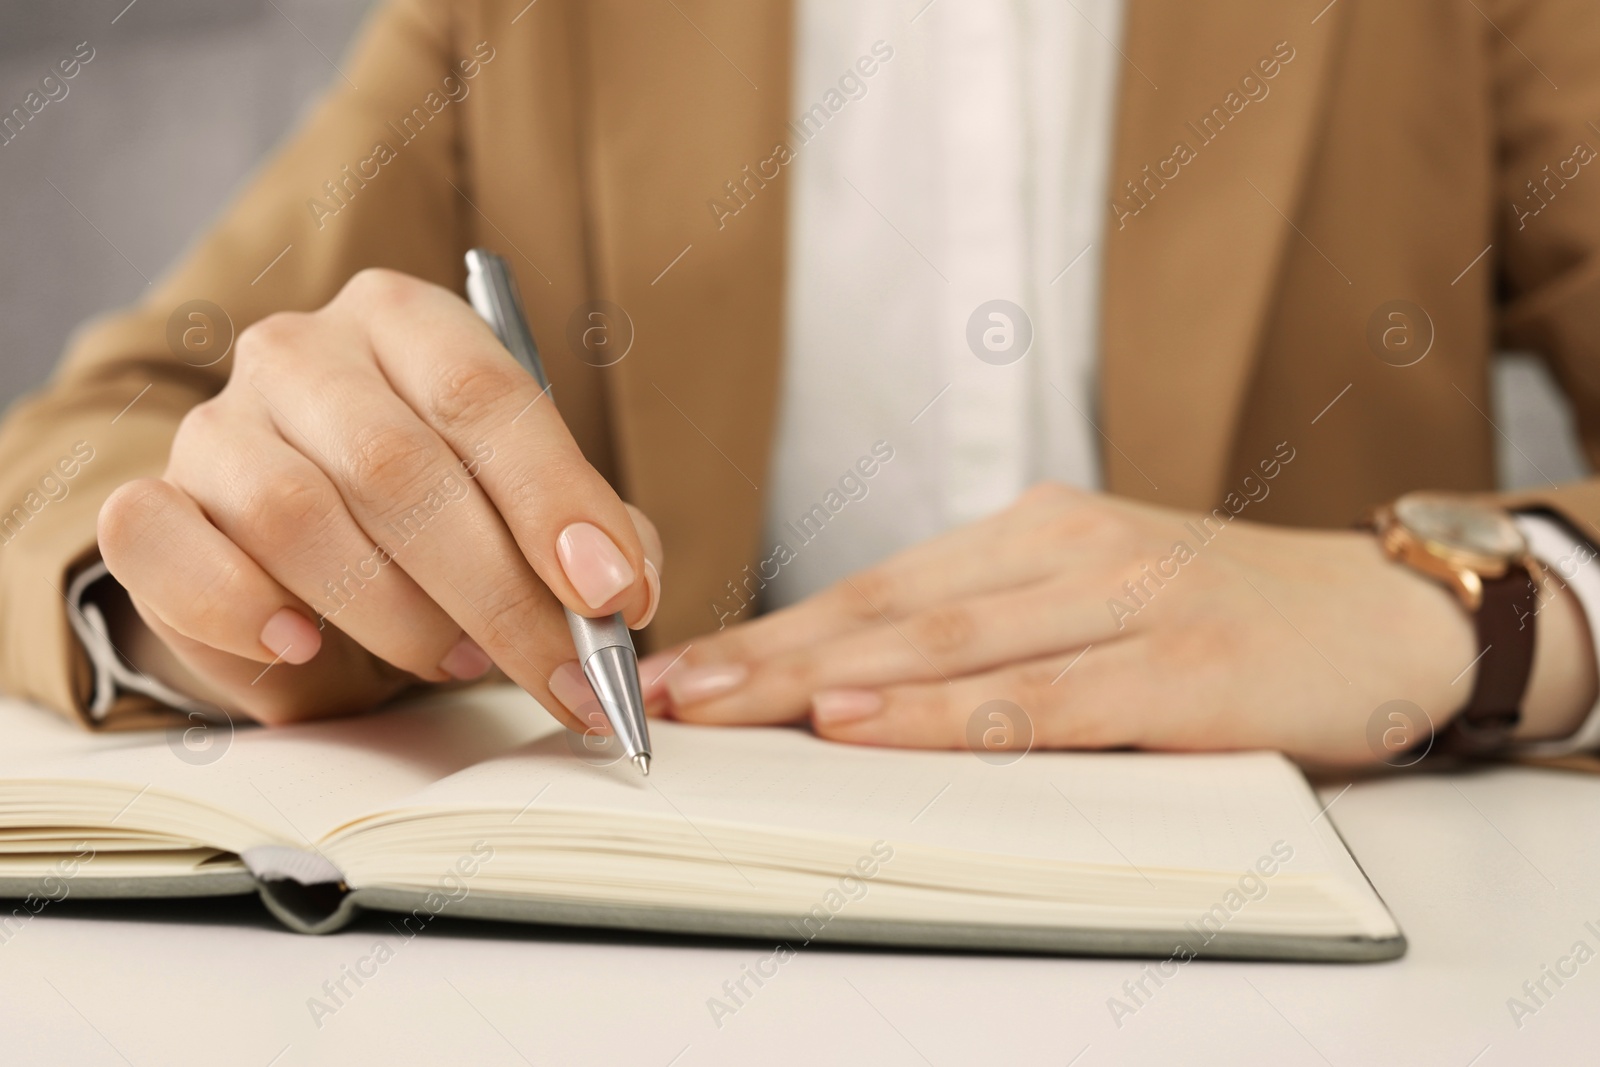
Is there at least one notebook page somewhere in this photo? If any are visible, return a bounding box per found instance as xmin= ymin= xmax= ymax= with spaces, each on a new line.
xmin=372 ymin=697 xmax=1355 ymax=882
xmin=0 ymin=688 xmax=558 ymax=849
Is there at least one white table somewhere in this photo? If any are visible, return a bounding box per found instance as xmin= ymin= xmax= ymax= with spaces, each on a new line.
xmin=2 ymin=764 xmax=1595 ymax=1066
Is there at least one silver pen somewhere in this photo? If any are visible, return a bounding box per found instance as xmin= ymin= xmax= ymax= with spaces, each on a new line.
xmin=464 ymin=249 xmax=653 ymax=776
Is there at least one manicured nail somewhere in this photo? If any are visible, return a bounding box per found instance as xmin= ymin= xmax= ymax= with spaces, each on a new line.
xmin=667 ymin=663 xmax=748 ymax=705
xmin=633 ymin=559 xmax=661 ymax=629
xmin=439 ymin=635 xmax=492 ymax=680
xmin=548 ymin=659 xmax=596 ymax=712
xmin=259 ymin=608 xmax=320 ymax=665
xmin=811 ymin=689 xmax=883 ymax=726
xmin=557 ymin=522 xmax=636 ymax=610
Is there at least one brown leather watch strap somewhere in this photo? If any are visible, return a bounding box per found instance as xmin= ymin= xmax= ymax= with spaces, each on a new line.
xmin=1445 ymin=564 xmax=1539 ymax=752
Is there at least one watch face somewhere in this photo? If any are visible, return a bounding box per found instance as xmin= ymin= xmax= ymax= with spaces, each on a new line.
xmin=1393 ymin=493 xmax=1526 ymax=560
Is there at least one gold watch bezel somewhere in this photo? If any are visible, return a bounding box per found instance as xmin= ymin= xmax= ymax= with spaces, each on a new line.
xmin=1371 ymin=494 xmax=1530 ymax=613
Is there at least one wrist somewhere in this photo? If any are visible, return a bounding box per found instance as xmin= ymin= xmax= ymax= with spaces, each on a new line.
xmin=1368 ymin=493 xmax=1595 ymax=750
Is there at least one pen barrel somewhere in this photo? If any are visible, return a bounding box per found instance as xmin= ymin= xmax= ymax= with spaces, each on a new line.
xmin=565 ymin=609 xmax=633 ymax=660
xmin=464 ymin=248 xmax=549 ymax=389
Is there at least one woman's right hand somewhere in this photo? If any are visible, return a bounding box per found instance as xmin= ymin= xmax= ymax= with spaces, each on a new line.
xmin=96 ymin=268 xmax=662 ymax=727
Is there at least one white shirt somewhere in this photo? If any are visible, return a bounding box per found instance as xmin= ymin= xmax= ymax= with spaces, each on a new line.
xmin=762 ymin=0 xmax=1121 ymax=609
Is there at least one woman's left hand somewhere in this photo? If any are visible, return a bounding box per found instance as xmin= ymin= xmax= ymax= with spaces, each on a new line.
xmin=601 ymin=484 xmax=1594 ymax=766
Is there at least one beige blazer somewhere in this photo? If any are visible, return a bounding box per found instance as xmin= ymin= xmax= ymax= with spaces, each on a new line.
xmin=5 ymin=0 xmax=1600 ymax=726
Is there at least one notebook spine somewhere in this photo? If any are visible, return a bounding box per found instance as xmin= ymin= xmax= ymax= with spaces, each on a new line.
xmin=240 ymin=846 xmax=360 ymax=935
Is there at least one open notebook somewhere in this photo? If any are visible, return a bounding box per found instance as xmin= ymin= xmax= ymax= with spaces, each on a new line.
xmin=0 ymin=686 xmax=1403 ymax=960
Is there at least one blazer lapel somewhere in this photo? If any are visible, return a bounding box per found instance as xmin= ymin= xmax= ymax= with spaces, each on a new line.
xmin=577 ymin=0 xmax=793 ymax=646
xmin=1100 ymin=0 xmax=1347 ymax=507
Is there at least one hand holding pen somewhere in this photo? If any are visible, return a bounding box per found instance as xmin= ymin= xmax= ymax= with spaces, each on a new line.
xmin=466 ymin=250 xmax=654 ymax=772
xmin=97 ymin=267 xmax=661 ymax=734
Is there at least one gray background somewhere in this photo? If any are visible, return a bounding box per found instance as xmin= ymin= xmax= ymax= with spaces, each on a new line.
xmin=0 ymin=0 xmax=373 ymax=406
xmin=0 ymin=0 xmax=1589 ymax=492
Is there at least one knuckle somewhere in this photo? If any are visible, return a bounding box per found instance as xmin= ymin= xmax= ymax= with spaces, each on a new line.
xmin=422 ymin=361 xmax=519 ymax=428
xmin=340 ymin=268 xmax=425 ymax=313
xmin=834 ymin=568 xmax=897 ymax=622
xmin=1016 ymin=481 xmax=1078 ymax=515
xmin=342 ymin=421 xmax=441 ymax=507
xmin=1043 ymin=501 xmax=1127 ymax=545
xmin=477 ymin=578 xmax=556 ymax=649
xmin=171 ymin=398 xmax=224 ymax=456
xmin=234 ymin=312 xmax=311 ymax=370
xmin=909 ymin=604 xmax=977 ymax=658
xmin=184 ymin=558 xmax=255 ymax=632
xmin=239 ymin=468 xmax=337 ymax=550
xmin=1033 ymin=509 xmax=1149 ymax=568
xmin=97 ymin=478 xmax=173 ymax=554
xmin=1005 ymin=486 xmax=1133 ymax=555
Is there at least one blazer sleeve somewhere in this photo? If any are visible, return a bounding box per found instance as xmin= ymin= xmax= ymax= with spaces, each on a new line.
xmin=1492 ymin=0 xmax=1600 ymax=530
xmin=0 ymin=0 xmax=476 ymax=725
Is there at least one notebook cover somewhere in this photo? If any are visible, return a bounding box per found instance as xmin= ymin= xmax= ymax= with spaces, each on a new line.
xmin=0 ymin=870 xmax=1406 ymax=960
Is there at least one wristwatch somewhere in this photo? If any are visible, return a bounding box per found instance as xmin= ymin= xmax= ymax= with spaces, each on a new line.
xmin=1369 ymin=492 xmax=1543 ymax=752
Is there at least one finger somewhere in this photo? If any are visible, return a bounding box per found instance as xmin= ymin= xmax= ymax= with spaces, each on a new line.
xmin=447 ymin=503 xmax=661 ymax=725
xmin=232 ymin=312 xmax=576 ymax=706
xmin=663 ymin=484 xmax=1122 ymax=674
xmin=808 ymin=643 xmax=1143 ymax=750
xmin=622 ymin=502 xmax=663 ymax=629
xmin=97 ymin=478 xmax=321 ymax=666
xmin=544 ymin=660 xmax=597 ymax=732
xmin=124 ymin=593 xmax=415 ymax=726
xmin=624 ymin=502 xmax=665 ymax=569
xmin=544 ymin=503 xmax=665 ymax=723
xmin=638 ymin=641 xmax=695 ymax=713
xmin=168 ymin=403 xmax=491 ymax=683
xmin=668 ymin=579 xmax=1121 ymax=725
xmin=333 ymin=269 xmax=652 ymax=622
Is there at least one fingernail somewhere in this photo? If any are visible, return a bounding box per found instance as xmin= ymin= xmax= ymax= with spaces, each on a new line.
xmin=548 ymin=659 xmax=596 ymax=712
xmin=557 ymin=522 xmax=636 ymax=610
xmin=259 ymin=608 xmax=320 ymax=665
xmin=811 ymin=688 xmax=883 ymax=726
xmin=634 ymin=559 xmax=661 ymax=629
xmin=439 ymin=635 xmax=493 ymax=681
xmin=667 ymin=663 xmax=747 ymax=705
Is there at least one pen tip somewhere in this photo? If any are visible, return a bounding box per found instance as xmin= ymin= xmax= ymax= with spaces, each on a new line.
xmin=633 ymin=753 xmax=651 ymax=777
